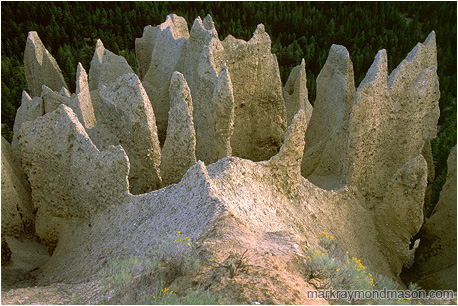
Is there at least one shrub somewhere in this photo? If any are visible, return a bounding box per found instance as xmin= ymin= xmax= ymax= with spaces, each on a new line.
xmin=138 ymin=282 xmax=224 ymax=305
xmin=94 ymin=231 xmax=225 ymax=305
xmin=305 ymin=232 xmax=422 ymax=305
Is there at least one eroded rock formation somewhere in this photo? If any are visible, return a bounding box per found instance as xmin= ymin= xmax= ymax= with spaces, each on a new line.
xmin=75 ymin=63 xmax=97 ymax=129
xmin=303 ymin=45 xmax=354 ymax=157
xmin=406 ymin=145 xmax=457 ymax=290
xmin=98 ymin=49 xmax=134 ymax=89
xmin=88 ymin=39 xmax=105 ymax=92
xmin=93 ymin=73 xmax=162 ymax=194
xmin=136 ymin=15 xmax=285 ymax=162
xmin=17 ymin=104 xmax=130 ymax=248
xmin=160 ymin=72 xmax=197 ymax=185
xmin=1 ymin=137 xmax=34 ymax=238
xmin=11 ymin=91 xmax=44 ymax=153
xmin=136 ymin=14 xmax=189 ymax=144
xmin=221 ymin=23 xmax=286 ymax=161
xmin=24 ymin=31 xmax=67 ymax=98
xmin=283 ymin=59 xmax=313 ymax=126
xmin=1 ymin=16 xmax=447 ymax=303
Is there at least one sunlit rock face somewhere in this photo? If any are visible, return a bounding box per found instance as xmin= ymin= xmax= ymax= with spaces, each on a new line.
xmin=5 ymin=17 xmax=444 ymax=302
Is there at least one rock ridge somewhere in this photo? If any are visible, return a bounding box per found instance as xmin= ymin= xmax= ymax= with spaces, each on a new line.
xmin=1 ymin=19 xmax=447 ymax=302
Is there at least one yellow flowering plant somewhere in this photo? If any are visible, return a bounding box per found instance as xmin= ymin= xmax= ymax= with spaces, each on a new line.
xmin=305 ymin=232 xmax=422 ymax=305
xmin=96 ymin=231 xmax=225 ymax=305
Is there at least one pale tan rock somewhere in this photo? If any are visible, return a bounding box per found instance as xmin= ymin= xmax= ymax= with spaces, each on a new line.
xmin=75 ymin=63 xmax=96 ymax=128
xmin=301 ymin=45 xmax=355 ymax=185
xmin=374 ymin=155 xmax=428 ymax=275
xmin=181 ymin=15 xmax=226 ymax=163
xmin=39 ymin=63 xmax=96 ymax=130
xmin=410 ymin=146 xmax=457 ymax=290
xmin=300 ymin=34 xmax=440 ymax=277
xmin=13 ymin=19 xmax=442 ymax=301
xmin=1 ymin=137 xmax=34 ymax=236
xmin=160 ymin=72 xmax=196 ymax=185
xmin=183 ymin=15 xmax=224 ymax=92
xmin=41 ymin=85 xmax=66 ymax=114
xmin=209 ymin=62 xmax=235 ymax=163
xmin=346 ymin=34 xmax=439 ymax=206
xmin=98 ymin=49 xmax=134 ymax=89
xmin=264 ymin=109 xmax=307 ymax=195
xmin=96 ymin=73 xmax=162 ymax=194
xmin=388 ymin=31 xmax=437 ymax=98
xmin=88 ymin=39 xmax=105 ymax=91
xmin=222 ymin=24 xmax=287 ymax=161
xmin=135 ymin=25 xmax=157 ymax=80
xmin=422 ymin=140 xmax=435 ymax=212
xmin=59 ymin=87 xmax=71 ymax=98
xmin=304 ymin=45 xmax=355 ymax=151
xmin=304 ymin=33 xmax=439 ymax=203
xmin=135 ymin=15 xmax=287 ymax=163
xmin=11 ymin=91 xmax=44 ymax=153
xmin=35 ymin=106 xmax=348 ymax=305
xmin=24 ymin=31 xmax=67 ymax=98
xmin=344 ymin=49 xmax=392 ymax=202
xmin=40 ymin=85 xmax=92 ymax=131
xmin=385 ymin=31 xmax=440 ymax=177
xmin=283 ymin=59 xmax=313 ymax=126
xmin=139 ymin=14 xmax=190 ymax=144
xmin=17 ymin=104 xmax=130 ymax=246
xmin=222 ymin=34 xmax=246 ymax=51
xmin=1 ymin=237 xmax=11 ymax=266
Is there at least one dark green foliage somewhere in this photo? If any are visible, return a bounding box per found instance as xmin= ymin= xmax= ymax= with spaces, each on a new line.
xmin=1 ymin=2 xmax=456 ymax=213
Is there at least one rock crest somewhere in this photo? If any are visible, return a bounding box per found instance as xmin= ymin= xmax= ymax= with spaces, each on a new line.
xmin=160 ymin=72 xmax=197 ymax=185
xmin=11 ymin=91 xmax=44 ymax=153
xmin=24 ymin=31 xmax=68 ymax=98
xmin=75 ymin=63 xmax=96 ymax=128
xmin=88 ymin=39 xmax=105 ymax=91
xmin=1 ymin=137 xmax=34 ymax=238
xmin=221 ymin=24 xmax=286 ymax=161
xmin=303 ymin=45 xmax=354 ymax=151
xmin=408 ymin=146 xmax=457 ymax=290
xmin=136 ymin=14 xmax=286 ymax=162
xmin=94 ymin=73 xmax=162 ymax=194
xmin=283 ymin=59 xmax=313 ymax=126
xmin=98 ymin=49 xmax=134 ymax=89
xmin=17 ymin=104 xmax=130 ymax=247
xmin=1 ymin=19 xmax=445 ymax=301
xmin=136 ymin=14 xmax=189 ymax=144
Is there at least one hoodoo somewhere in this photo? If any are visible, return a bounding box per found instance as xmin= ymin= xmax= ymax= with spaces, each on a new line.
xmin=2 ymin=13 xmax=451 ymax=304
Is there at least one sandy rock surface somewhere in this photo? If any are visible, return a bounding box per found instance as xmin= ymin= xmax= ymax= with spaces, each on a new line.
xmin=406 ymin=145 xmax=457 ymax=290
xmin=24 ymin=31 xmax=67 ymax=98
xmin=1 ymin=17 xmax=450 ymax=304
xmin=1 ymin=138 xmax=34 ymax=239
xmin=160 ymin=72 xmax=197 ymax=185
